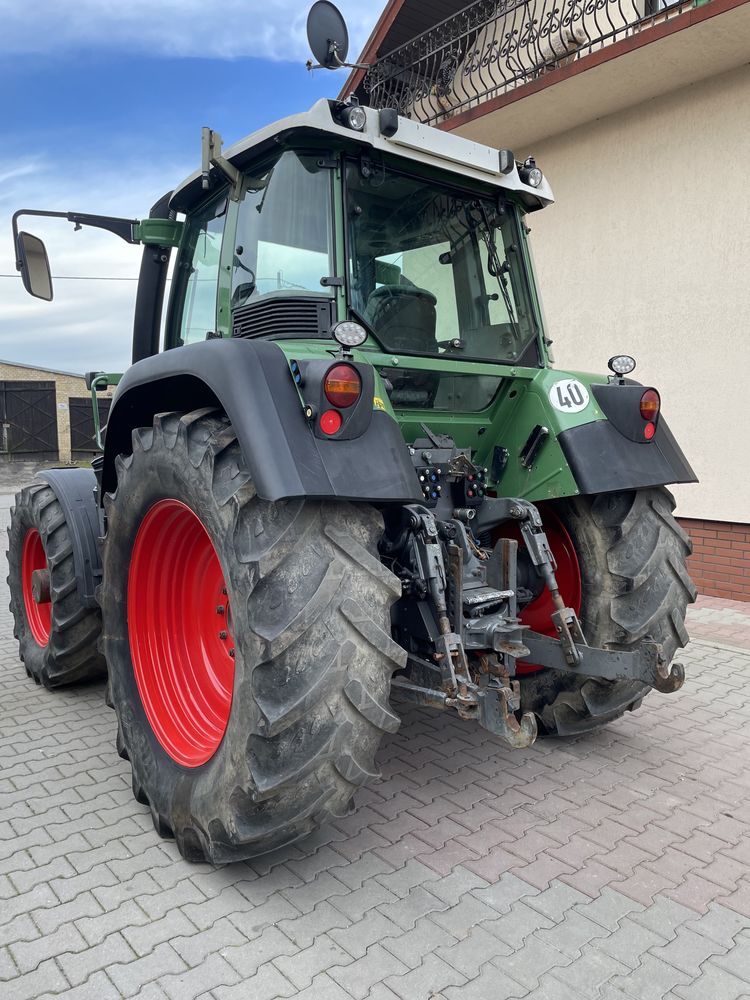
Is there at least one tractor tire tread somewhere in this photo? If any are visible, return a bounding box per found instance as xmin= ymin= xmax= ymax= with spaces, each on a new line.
xmin=101 ymin=409 xmax=403 ymax=863
xmin=7 ymin=483 xmax=106 ymax=687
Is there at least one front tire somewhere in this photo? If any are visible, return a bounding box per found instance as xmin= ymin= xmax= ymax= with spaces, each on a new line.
xmin=7 ymin=483 xmax=105 ymax=687
xmin=518 ymin=488 xmax=696 ymax=735
xmin=100 ymin=409 xmax=405 ymax=863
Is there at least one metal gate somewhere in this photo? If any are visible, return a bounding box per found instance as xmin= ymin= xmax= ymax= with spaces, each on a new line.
xmin=69 ymin=397 xmax=111 ymax=456
xmin=0 ymin=381 xmax=59 ymax=460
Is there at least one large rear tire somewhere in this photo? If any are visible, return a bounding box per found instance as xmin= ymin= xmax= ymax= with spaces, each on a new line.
xmin=7 ymin=483 xmax=106 ymax=687
xmin=100 ymin=409 xmax=405 ymax=863
xmin=518 ymin=488 xmax=696 ymax=736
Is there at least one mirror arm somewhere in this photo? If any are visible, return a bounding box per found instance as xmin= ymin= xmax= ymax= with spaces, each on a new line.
xmin=11 ymin=208 xmax=140 ymax=270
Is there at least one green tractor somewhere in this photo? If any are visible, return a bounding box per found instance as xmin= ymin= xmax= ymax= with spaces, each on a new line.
xmin=7 ymin=6 xmax=696 ymax=863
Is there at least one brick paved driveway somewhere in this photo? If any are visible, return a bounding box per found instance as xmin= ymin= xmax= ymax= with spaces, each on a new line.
xmin=2 ymin=485 xmax=750 ymax=1000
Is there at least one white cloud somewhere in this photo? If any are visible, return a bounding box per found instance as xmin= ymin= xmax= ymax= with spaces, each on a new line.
xmin=0 ymin=155 xmax=191 ymax=374
xmin=0 ymin=0 xmax=379 ymax=62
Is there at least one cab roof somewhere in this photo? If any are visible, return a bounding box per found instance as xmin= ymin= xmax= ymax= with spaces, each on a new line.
xmin=170 ymin=99 xmax=553 ymax=214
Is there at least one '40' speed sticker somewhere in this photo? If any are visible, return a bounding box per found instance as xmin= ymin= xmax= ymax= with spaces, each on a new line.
xmin=549 ymin=378 xmax=590 ymax=413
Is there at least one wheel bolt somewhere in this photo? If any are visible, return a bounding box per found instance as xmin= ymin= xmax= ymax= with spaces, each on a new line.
xmin=228 ymin=648 xmax=235 ymax=658
xmin=218 ymin=630 xmax=228 ymax=640
xmin=216 ymin=605 xmax=225 ymax=615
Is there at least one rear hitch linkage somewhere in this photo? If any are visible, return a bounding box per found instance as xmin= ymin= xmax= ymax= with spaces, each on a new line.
xmin=389 ymin=492 xmax=684 ymax=749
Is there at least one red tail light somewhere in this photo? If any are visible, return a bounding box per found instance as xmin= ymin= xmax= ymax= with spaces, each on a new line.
xmin=644 ymin=421 xmax=656 ymax=440
xmin=324 ymin=364 xmax=361 ymax=408
xmin=320 ymin=410 xmax=343 ymax=435
xmin=640 ymin=389 xmax=660 ymax=421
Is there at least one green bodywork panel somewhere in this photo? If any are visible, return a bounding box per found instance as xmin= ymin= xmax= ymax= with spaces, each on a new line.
xmin=131 ymin=218 xmax=184 ymax=247
xmin=272 ymin=341 xmax=608 ymax=504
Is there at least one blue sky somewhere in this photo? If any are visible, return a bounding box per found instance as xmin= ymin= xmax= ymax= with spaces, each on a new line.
xmin=0 ymin=1 xmax=380 ymax=372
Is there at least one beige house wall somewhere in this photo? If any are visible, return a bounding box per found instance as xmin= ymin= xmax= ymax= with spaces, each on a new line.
xmin=518 ymin=63 xmax=750 ymax=523
xmin=0 ymin=361 xmax=114 ymax=463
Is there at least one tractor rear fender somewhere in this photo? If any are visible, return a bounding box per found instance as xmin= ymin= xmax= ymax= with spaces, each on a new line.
xmin=102 ymin=339 xmax=422 ymax=504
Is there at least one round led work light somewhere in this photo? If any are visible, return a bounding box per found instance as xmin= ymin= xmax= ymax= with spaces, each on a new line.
xmin=608 ymin=355 xmax=636 ymax=376
xmin=519 ymin=157 xmax=543 ymax=188
xmin=332 ymin=321 xmax=367 ymax=348
xmin=342 ymin=104 xmax=367 ymax=131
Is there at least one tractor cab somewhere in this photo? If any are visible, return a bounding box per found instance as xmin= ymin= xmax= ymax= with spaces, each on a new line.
xmin=165 ymin=98 xmax=553 ymax=380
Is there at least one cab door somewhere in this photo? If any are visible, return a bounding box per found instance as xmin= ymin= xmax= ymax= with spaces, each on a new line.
xmin=166 ymin=190 xmax=232 ymax=348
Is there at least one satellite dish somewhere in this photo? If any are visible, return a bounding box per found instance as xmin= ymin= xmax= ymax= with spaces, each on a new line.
xmin=307 ymin=1 xmax=349 ymax=69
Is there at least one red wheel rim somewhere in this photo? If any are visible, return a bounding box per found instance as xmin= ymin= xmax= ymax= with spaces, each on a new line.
xmin=494 ymin=505 xmax=582 ymax=674
xmin=128 ymin=500 xmax=235 ymax=767
xmin=22 ymin=529 xmax=52 ymax=646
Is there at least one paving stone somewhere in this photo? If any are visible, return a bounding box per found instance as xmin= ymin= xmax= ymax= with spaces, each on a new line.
xmin=674 ymin=960 xmax=750 ymax=1000
xmin=276 ymin=899 xmax=352 ymax=949
xmin=76 ymin=899 xmax=151 ymax=947
xmin=9 ymin=921 xmax=87 ymax=973
xmin=57 ymin=930 xmax=136 ymax=987
xmin=685 ymin=902 xmax=750 ymax=948
xmin=213 ymin=960 xmax=296 ymax=1000
xmin=0 ymin=957 xmax=70 ymax=1000
xmin=38 ymin=968 xmax=123 ymax=1000
xmin=492 ymin=934 xmax=572 ymax=989
xmin=430 ymin=892 xmax=502 ymax=939
xmin=222 ymin=925 xmax=298 ymax=978
xmin=122 ymin=907 xmax=197 ymax=957
xmin=291 ymin=972 xmax=354 ymax=1000
xmin=650 ymin=924 xmax=730 ymax=976
xmin=442 ymin=962 xmax=527 ymax=999
xmin=472 ymin=871 xmax=540 ymax=914
xmin=553 ymin=947 xmax=630 ymax=998
xmin=385 ymin=951 xmax=467 ymax=999
xmin=384 ymin=914 xmax=459 ymax=970
xmin=610 ymin=953 xmax=693 ymax=1000
xmin=272 ymin=934 xmax=353 ymax=990
xmin=328 ymin=908 xmax=394 ymax=959
xmin=328 ymin=943 xmax=410 ymax=1000
xmin=536 ymin=909 xmax=610 ymax=959
xmin=598 ymin=915 xmax=667 ymax=968
xmin=525 ymin=880 xmax=590 ymax=922
xmin=484 ymin=900 xmax=556 ymax=949
xmin=154 ymin=953 xmax=239 ymax=999
xmin=107 ymin=942 xmax=188 ymax=997
xmin=375 ymin=858 xmax=438 ymax=899
xmin=377 ymin=884 xmax=448 ymax=930
xmin=711 ymin=929 xmax=750 ymax=982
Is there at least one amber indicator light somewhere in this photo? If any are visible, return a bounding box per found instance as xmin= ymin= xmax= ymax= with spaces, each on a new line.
xmin=324 ymin=364 xmax=361 ymax=408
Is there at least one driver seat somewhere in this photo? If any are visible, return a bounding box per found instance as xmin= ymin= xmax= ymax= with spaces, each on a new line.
xmin=364 ymin=285 xmax=438 ymax=354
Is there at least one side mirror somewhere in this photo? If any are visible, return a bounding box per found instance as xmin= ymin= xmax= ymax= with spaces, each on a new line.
xmin=16 ymin=231 xmax=53 ymax=301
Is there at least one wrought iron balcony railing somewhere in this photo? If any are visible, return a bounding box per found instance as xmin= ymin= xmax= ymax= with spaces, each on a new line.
xmin=362 ymin=0 xmax=697 ymax=125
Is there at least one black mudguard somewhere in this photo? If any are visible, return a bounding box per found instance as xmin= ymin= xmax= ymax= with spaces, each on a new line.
xmin=557 ymin=383 xmax=697 ymax=495
xmin=38 ymin=468 xmax=103 ymax=608
xmin=102 ymin=339 xmax=422 ymax=504
xmin=557 ymin=417 xmax=697 ymax=495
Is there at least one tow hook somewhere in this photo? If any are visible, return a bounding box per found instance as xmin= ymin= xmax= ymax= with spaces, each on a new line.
xmin=653 ymin=654 xmax=685 ymax=693
xmin=477 ymin=682 xmax=537 ymax=748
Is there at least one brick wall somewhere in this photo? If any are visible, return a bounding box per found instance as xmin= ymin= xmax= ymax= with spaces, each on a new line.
xmin=679 ymin=518 xmax=750 ymax=602
xmin=0 ymin=362 xmax=114 ymax=463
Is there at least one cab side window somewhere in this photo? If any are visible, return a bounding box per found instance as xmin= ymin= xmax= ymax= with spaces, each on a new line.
xmin=173 ymin=194 xmax=228 ymax=346
xmin=231 ymin=152 xmax=333 ymax=310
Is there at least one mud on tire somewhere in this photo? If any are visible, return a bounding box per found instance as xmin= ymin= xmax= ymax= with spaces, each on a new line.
xmin=100 ymin=408 xmax=406 ymax=863
xmin=7 ymin=483 xmax=106 ymax=687
xmin=520 ymin=488 xmax=697 ymax=736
